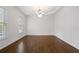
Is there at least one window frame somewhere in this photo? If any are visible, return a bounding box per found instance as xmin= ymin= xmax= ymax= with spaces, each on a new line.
xmin=17 ymin=16 xmax=23 ymax=34
xmin=0 ymin=7 xmax=8 ymax=41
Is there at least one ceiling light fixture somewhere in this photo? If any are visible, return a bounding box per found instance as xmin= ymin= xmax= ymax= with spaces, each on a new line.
xmin=36 ymin=6 xmax=44 ymax=17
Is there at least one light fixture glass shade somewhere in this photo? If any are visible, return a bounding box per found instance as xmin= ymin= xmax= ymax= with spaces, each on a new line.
xmin=36 ymin=10 xmax=44 ymax=17
xmin=37 ymin=13 xmax=42 ymax=17
xmin=35 ymin=6 xmax=45 ymax=17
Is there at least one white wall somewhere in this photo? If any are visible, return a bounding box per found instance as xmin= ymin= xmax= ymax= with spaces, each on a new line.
xmin=26 ymin=15 xmax=54 ymax=35
xmin=54 ymin=6 xmax=79 ymax=49
xmin=0 ymin=7 xmax=26 ymax=49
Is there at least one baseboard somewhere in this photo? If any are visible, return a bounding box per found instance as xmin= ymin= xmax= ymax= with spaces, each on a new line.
xmin=0 ymin=35 xmax=26 ymax=51
xmin=54 ymin=34 xmax=79 ymax=50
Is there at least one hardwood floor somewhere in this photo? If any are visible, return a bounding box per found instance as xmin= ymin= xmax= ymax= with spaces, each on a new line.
xmin=0 ymin=35 xmax=79 ymax=53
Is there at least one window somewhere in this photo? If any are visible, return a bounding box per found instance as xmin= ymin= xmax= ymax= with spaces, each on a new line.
xmin=0 ymin=8 xmax=6 ymax=40
xmin=18 ymin=17 xmax=23 ymax=34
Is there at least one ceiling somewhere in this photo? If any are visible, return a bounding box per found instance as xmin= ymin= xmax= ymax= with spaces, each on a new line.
xmin=17 ymin=6 xmax=61 ymax=16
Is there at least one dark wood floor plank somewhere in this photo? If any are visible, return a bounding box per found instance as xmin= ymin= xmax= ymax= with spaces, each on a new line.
xmin=0 ymin=35 xmax=79 ymax=53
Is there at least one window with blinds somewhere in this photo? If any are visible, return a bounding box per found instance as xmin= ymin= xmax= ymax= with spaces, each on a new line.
xmin=0 ymin=8 xmax=7 ymax=40
xmin=18 ymin=17 xmax=23 ymax=34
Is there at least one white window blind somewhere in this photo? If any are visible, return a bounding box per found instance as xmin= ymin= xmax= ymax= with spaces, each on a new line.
xmin=0 ymin=8 xmax=7 ymax=40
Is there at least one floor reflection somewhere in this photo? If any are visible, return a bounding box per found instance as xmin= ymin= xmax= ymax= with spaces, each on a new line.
xmin=16 ymin=41 xmax=24 ymax=53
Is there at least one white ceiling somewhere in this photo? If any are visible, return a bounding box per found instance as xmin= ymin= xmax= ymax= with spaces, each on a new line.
xmin=17 ymin=6 xmax=61 ymax=16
